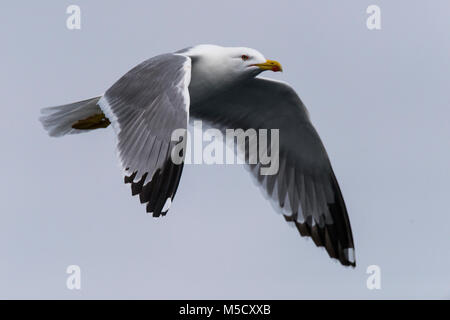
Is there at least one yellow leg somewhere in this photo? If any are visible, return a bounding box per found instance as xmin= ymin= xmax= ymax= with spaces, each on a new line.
xmin=72 ymin=113 xmax=111 ymax=130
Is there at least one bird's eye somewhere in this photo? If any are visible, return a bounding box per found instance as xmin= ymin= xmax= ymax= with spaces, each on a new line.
xmin=241 ymin=55 xmax=249 ymax=61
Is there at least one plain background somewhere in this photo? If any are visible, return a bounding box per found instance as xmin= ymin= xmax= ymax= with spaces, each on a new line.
xmin=0 ymin=1 xmax=449 ymax=299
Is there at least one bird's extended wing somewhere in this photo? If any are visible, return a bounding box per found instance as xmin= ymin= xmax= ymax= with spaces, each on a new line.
xmin=190 ymin=77 xmax=355 ymax=267
xmin=100 ymin=53 xmax=191 ymax=216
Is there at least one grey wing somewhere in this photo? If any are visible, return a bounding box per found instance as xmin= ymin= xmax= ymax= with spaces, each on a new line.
xmin=100 ymin=53 xmax=191 ymax=216
xmin=190 ymin=77 xmax=355 ymax=267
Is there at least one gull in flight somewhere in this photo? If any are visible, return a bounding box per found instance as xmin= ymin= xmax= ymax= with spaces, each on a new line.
xmin=40 ymin=45 xmax=355 ymax=267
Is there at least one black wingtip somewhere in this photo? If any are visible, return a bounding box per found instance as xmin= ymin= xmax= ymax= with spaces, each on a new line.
xmin=124 ymin=160 xmax=184 ymax=217
xmin=284 ymin=213 xmax=356 ymax=268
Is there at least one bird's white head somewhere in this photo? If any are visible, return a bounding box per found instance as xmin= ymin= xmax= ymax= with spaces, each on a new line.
xmin=184 ymin=44 xmax=282 ymax=84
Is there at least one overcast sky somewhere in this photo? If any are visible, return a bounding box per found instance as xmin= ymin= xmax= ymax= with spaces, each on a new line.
xmin=1 ymin=1 xmax=449 ymax=299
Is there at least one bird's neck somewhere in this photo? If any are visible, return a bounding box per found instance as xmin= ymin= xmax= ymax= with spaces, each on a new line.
xmin=188 ymin=61 xmax=250 ymax=106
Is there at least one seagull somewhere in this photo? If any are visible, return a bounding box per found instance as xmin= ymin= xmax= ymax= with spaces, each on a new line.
xmin=40 ymin=44 xmax=355 ymax=267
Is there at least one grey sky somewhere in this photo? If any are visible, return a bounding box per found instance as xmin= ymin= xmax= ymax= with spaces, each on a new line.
xmin=1 ymin=0 xmax=449 ymax=299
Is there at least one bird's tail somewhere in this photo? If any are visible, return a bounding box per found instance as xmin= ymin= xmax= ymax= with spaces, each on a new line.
xmin=39 ymin=96 xmax=111 ymax=137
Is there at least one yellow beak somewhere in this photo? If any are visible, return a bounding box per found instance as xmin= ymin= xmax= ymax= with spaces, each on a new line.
xmin=253 ymin=59 xmax=283 ymax=72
